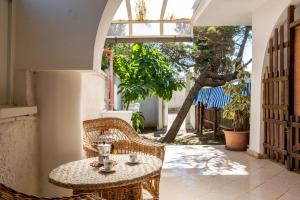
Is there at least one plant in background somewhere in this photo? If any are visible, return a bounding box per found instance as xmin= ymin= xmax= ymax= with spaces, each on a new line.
xmin=101 ymin=53 xmax=110 ymax=71
xmin=223 ymin=69 xmax=251 ymax=131
xmin=131 ymin=111 xmax=145 ymax=133
xmin=159 ymin=26 xmax=252 ymax=142
xmin=112 ymin=43 xmax=185 ymax=110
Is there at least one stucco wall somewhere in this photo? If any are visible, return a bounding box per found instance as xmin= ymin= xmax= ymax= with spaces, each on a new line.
xmin=0 ymin=116 xmax=39 ymax=195
xmin=168 ymin=89 xmax=186 ymax=109
xmin=14 ymin=0 xmax=107 ymax=70
xmin=81 ymin=71 xmax=106 ymax=121
xmin=139 ymin=97 xmax=159 ymax=128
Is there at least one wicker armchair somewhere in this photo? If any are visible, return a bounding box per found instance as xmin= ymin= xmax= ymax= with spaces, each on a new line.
xmin=82 ymin=117 xmax=165 ymax=200
xmin=0 ymin=183 xmax=103 ymax=200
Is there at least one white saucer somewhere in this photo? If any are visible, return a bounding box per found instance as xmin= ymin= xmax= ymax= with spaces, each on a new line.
xmin=99 ymin=168 xmax=115 ymax=173
xmin=127 ymin=160 xmax=140 ymax=164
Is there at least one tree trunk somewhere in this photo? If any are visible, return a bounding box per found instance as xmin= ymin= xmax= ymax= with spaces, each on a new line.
xmin=162 ymin=75 xmax=204 ymax=143
xmin=125 ymin=101 xmax=130 ymax=110
xmin=162 ymin=27 xmax=251 ymax=143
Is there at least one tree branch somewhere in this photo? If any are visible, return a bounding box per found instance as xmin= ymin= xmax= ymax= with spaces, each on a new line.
xmin=245 ymin=58 xmax=252 ymax=66
xmin=204 ymin=71 xmax=237 ymax=81
xmin=234 ymin=26 xmax=251 ymax=70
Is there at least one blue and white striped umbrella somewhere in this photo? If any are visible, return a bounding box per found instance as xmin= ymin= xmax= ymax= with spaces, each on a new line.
xmin=193 ymin=82 xmax=251 ymax=109
xmin=206 ymin=86 xmax=231 ymax=108
xmin=193 ymin=87 xmax=211 ymax=106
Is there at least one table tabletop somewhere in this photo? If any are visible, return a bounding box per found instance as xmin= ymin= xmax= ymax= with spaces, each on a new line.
xmin=48 ymin=154 xmax=162 ymax=190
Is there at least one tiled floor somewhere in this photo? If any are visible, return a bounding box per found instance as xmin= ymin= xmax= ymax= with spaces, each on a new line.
xmin=160 ymin=145 xmax=300 ymax=200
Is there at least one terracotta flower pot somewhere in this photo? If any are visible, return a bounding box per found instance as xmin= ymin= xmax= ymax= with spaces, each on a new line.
xmin=224 ymin=130 xmax=249 ymax=151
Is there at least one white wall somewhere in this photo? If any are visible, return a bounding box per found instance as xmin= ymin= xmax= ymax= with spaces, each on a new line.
xmin=0 ymin=116 xmax=39 ymax=195
xmin=14 ymin=0 xmax=107 ymax=70
xmin=0 ymin=0 xmax=9 ymax=104
xmin=168 ymin=89 xmax=186 ymax=109
xmin=114 ymin=75 xmax=122 ymax=110
xmin=139 ymin=97 xmax=159 ymax=128
xmin=81 ymin=71 xmax=106 ymax=120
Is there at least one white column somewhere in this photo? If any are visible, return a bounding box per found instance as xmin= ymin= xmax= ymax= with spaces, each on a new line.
xmin=249 ymin=0 xmax=293 ymax=155
xmin=157 ymin=98 xmax=163 ymax=130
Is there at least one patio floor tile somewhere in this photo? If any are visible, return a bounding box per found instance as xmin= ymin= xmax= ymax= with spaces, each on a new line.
xmin=160 ymin=145 xmax=300 ymax=200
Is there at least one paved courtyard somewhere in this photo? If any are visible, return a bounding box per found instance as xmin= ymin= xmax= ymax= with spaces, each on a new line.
xmin=160 ymin=145 xmax=300 ymax=200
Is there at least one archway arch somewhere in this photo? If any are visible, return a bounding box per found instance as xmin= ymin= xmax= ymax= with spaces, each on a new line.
xmin=249 ymin=0 xmax=294 ymax=155
xmin=93 ymin=0 xmax=122 ymax=71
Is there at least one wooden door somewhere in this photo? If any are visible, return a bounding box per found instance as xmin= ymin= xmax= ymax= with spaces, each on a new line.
xmin=263 ymin=5 xmax=300 ymax=171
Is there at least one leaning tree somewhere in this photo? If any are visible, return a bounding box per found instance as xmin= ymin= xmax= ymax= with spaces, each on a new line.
xmin=161 ymin=26 xmax=252 ymax=143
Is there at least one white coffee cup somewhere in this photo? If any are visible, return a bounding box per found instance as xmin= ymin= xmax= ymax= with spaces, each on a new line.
xmin=129 ymin=153 xmax=137 ymax=163
xmin=103 ymin=159 xmax=113 ymax=171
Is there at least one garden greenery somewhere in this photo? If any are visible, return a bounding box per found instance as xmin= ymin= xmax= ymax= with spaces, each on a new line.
xmin=106 ymin=43 xmax=184 ymax=132
xmin=113 ymin=43 xmax=185 ymax=110
xmin=131 ymin=111 xmax=145 ymax=133
xmin=223 ymin=70 xmax=251 ymax=131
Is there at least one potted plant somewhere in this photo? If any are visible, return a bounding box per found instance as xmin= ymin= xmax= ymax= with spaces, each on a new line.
xmin=223 ymin=70 xmax=250 ymax=151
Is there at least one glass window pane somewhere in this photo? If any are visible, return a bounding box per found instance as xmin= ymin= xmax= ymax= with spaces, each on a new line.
xmin=107 ymin=24 xmax=129 ymax=36
xmin=164 ymin=23 xmax=192 ymax=35
xmin=164 ymin=0 xmax=195 ymax=20
xmin=132 ymin=23 xmax=160 ymax=36
xmin=131 ymin=0 xmax=162 ymax=20
xmin=113 ymin=0 xmax=128 ymax=20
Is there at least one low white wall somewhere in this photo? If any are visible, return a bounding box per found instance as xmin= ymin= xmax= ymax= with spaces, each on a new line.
xmin=168 ymin=89 xmax=186 ymax=109
xmin=101 ymin=111 xmax=133 ymax=125
xmin=114 ymin=75 xmax=122 ymax=110
xmin=81 ymin=71 xmax=106 ymax=121
xmin=139 ymin=97 xmax=159 ymax=128
xmin=0 ymin=116 xmax=39 ymax=195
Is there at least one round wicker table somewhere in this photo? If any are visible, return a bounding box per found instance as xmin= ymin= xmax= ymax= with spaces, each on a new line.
xmin=48 ymin=154 xmax=162 ymax=200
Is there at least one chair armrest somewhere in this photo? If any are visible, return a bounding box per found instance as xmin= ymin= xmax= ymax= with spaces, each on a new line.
xmin=83 ymin=140 xmax=98 ymax=158
xmin=131 ymin=137 xmax=165 ymax=161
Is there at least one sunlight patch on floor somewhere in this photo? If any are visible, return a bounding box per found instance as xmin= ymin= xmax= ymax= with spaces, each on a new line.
xmin=163 ymin=145 xmax=248 ymax=175
xmin=160 ymin=145 xmax=300 ymax=200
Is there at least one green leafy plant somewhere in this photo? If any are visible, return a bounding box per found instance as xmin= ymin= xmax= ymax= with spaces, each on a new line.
xmin=131 ymin=111 xmax=145 ymax=133
xmin=223 ymin=70 xmax=251 ymax=131
xmin=101 ymin=53 xmax=110 ymax=71
xmin=111 ymin=43 xmax=185 ymax=110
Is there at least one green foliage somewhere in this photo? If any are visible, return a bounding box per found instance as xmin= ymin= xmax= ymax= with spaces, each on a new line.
xmin=109 ymin=43 xmax=185 ymax=109
xmin=131 ymin=111 xmax=145 ymax=133
xmin=223 ymin=70 xmax=251 ymax=131
xmin=160 ymin=26 xmax=251 ymax=76
xmin=101 ymin=53 xmax=110 ymax=71
xmin=193 ymin=26 xmax=239 ymax=74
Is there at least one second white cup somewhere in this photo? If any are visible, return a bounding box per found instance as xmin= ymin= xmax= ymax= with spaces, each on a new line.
xmin=129 ymin=153 xmax=137 ymax=163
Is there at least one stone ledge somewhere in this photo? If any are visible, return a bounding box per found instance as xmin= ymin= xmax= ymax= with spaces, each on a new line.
xmin=0 ymin=106 xmax=37 ymax=119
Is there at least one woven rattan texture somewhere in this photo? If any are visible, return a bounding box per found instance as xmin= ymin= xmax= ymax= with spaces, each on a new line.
xmin=48 ymin=155 xmax=162 ymax=190
xmin=0 ymin=183 xmax=103 ymax=200
xmin=82 ymin=117 xmax=165 ymax=200
xmin=82 ymin=118 xmax=165 ymax=161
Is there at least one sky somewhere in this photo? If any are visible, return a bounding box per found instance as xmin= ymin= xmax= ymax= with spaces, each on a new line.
xmin=110 ymin=0 xmax=253 ymax=73
xmin=243 ymin=40 xmax=252 ymax=72
xmin=113 ymin=0 xmax=195 ymax=21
